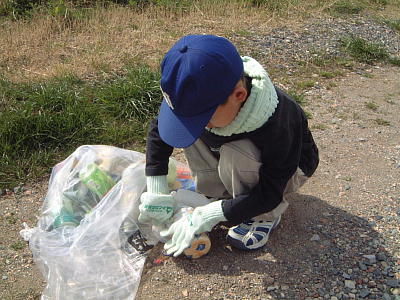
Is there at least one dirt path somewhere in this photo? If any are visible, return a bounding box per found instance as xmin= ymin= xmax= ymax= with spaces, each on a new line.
xmin=0 ymin=64 xmax=398 ymax=300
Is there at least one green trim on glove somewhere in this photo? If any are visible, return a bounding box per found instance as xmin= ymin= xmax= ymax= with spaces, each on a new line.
xmin=160 ymin=200 xmax=226 ymax=257
xmin=138 ymin=192 xmax=175 ymax=225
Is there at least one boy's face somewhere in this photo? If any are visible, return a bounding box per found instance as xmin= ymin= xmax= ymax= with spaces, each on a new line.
xmin=207 ymin=79 xmax=247 ymax=129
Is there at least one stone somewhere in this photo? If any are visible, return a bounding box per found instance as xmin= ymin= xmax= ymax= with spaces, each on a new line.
xmin=345 ymin=280 xmax=356 ymax=289
xmin=359 ymin=262 xmax=368 ymax=271
xmin=363 ymin=254 xmax=377 ymax=265
xmin=311 ymin=234 xmax=321 ymax=241
xmin=359 ymin=289 xmax=370 ymax=298
xmin=342 ymin=273 xmax=351 ymax=279
xmin=382 ymin=293 xmax=391 ymax=300
xmin=267 ymin=286 xmax=277 ymax=292
xmin=376 ymin=253 xmax=387 ymax=261
xmin=223 ymin=265 xmax=228 ymax=271
xmin=387 ymin=279 xmax=399 ymax=287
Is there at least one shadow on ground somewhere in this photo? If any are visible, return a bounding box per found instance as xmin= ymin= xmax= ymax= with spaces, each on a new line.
xmin=143 ymin=193 xmax=393 ymax=298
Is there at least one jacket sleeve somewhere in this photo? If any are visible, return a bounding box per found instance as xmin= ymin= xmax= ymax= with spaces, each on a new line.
xmin=145 ymin=118 xmax=174 ymax=176
xmin=222 ymin=112 xmax=303 ymax=225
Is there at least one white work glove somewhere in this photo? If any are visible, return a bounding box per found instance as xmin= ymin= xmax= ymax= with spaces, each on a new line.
xmin=138 ymin=175 xmax=175 ymax=226
xmin=160 ymin=200 xmax=226 ymax=257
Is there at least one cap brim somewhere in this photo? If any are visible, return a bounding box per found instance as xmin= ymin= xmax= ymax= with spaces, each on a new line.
xmin=158 ymin=99 xmax=216 ymax=148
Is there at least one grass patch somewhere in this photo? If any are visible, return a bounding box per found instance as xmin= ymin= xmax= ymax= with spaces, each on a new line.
xmin=374 ymin=118 xmax=390 ymax=126
xmin=10 ymin=241 xmax=25 ymax=250
xmin=364 ymin=101 xmax=378 ymax=111
xmin=339 ymin=36 xmax=400 ymax=66
xmin=289 ymin=90 xmax=307 ymax=106
xmin=5 ymin=213 xmax=17 ymax=225
xmin=388 ymin=57 xmax=400 ymax=66
xmin=0 ymin=65 xmax=161 ymax=188
xmin=383 ymin=18 xmax=400 ymax=32
xmin=319 ymin=70 xmax=344 ymax=79
xmin=340 ymin=36 xmax=389 ymax=63
xmin=296 ymin=80 xmax=315 ymax=90
xmin=329 ymin=1 xmax=364 ymax=15
xmin=326 ymin=82 xmax=338 ymax=90
xmin=311 ymin=123 xmax=327 ymax=130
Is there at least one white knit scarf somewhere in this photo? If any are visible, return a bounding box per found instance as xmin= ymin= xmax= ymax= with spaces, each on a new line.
xmin=208 ymin=56 xmax=278 ymax=136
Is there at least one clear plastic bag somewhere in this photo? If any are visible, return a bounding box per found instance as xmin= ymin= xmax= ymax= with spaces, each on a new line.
xmin=22 ymin=145 xmax=157 ymax=300
xmin=21 ymin=145 xmax=209 ymax=299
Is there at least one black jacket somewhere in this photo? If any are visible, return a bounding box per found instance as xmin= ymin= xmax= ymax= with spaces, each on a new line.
xmin=145 ymin=87 xmax=319 ymax=225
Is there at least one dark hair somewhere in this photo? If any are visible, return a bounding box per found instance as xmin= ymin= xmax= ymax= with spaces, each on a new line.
xmin=242 ymin=75 xmax=252 ymax=95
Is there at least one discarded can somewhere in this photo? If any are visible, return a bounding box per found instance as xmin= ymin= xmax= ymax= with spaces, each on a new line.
xmin=79 ymin=163 xmax=116 ymax=199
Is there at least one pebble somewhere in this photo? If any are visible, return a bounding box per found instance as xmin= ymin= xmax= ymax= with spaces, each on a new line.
xmin=266 ymin=286 xmax=277 ymax=292
xmin=345 ymin=280 xmax=356 ymax=289
xmin=222 ymin=265 xmax=228 ymax=271
xmin=358 ymin=289 xmax=370 ymax=298
xmin=363 ymin=254 xmax=377 ymax=265
xmin=2 ymin=275 xmax=8 ymax=280
xmin=387 ymin=279 xmax=399 ymax=287
xmin=342 ymin=273 xmax=351 ymax=279
xmin=359 ymin=262 xmax=368 ymax=271
xmin=311 ymin=234 xmax=321 ymax=241
xmin=367 ymin=221 xmax=376 ymax=227
xmin=382 ymin=293 xmax=391 ymax=300
xmin=376 ymin=253 xmax=387 ymax=261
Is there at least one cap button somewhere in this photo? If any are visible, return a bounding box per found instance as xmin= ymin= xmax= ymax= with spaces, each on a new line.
xmin=179 ymin=45 xmax=188 ymax=53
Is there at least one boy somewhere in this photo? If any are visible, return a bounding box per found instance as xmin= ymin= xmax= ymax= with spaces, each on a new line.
xmin=138 ymin=35 xmax=319 ymax=257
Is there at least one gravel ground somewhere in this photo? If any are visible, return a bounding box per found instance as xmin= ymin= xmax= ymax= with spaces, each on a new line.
xmin=1 ymin=13 xmax=399 ymax=300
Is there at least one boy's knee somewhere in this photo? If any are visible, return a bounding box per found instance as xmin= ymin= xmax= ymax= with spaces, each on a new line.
xmin=219 ymin=139 xmax=261 ymax=173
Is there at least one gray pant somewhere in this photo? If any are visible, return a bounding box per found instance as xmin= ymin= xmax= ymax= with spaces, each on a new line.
xmin=184 ymin=139 xmax=308 ymax=221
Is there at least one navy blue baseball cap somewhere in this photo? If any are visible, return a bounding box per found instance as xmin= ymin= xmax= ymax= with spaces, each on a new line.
xmin=158 ymin=35 xmax=244 ymax=148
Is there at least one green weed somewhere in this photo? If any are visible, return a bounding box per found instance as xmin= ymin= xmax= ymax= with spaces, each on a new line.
xmin=5 ymin=213 xmax=17 ymax=224
xmin=326 ymin=82 xmax=338 ymax=90
xmin=365 ymin=101 xmax=378 ymax=111
xmin=388 ymin=57 xmax=400 ymax=66
xmin=384 ymin=19 xmax=400 ymax=32
xmin=246 ymin=0 xmax=300 ymax=11
xmin=10 ymin=241 xmax=25 ymax=250
xmin=311 ymin=123 xmax=327 ymax=130
xmin=320 ymin=70 xmax=344 ymax=79
xmin=329 ymin=1 xmax=364 ymax=15
xmin=375 ymin=118 xmax=390 ymax=126
xmin=289 ymin=90 xmax=307 ymax=106
xmin=296 ymin=80 xmax=315 ymax=90
xmin=340 ymin=36 xmax=389 ymax=64
xmin=362 ymin=73 xmax=374 ymax=78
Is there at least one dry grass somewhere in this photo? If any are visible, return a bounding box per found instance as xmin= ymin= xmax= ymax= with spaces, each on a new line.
xmin=0 ymin=1 xmax=324 ymax=82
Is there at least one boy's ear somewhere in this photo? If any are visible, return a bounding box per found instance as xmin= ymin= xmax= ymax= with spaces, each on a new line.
xmin=234 ymin=85 xmax=248 ymax=103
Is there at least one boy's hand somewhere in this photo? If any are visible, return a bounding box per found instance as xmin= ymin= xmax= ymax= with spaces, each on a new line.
xmin=138 ymin=192 xmax=175 ymax=225
xmin=160 ymin=200 xmax=226 ymax=257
